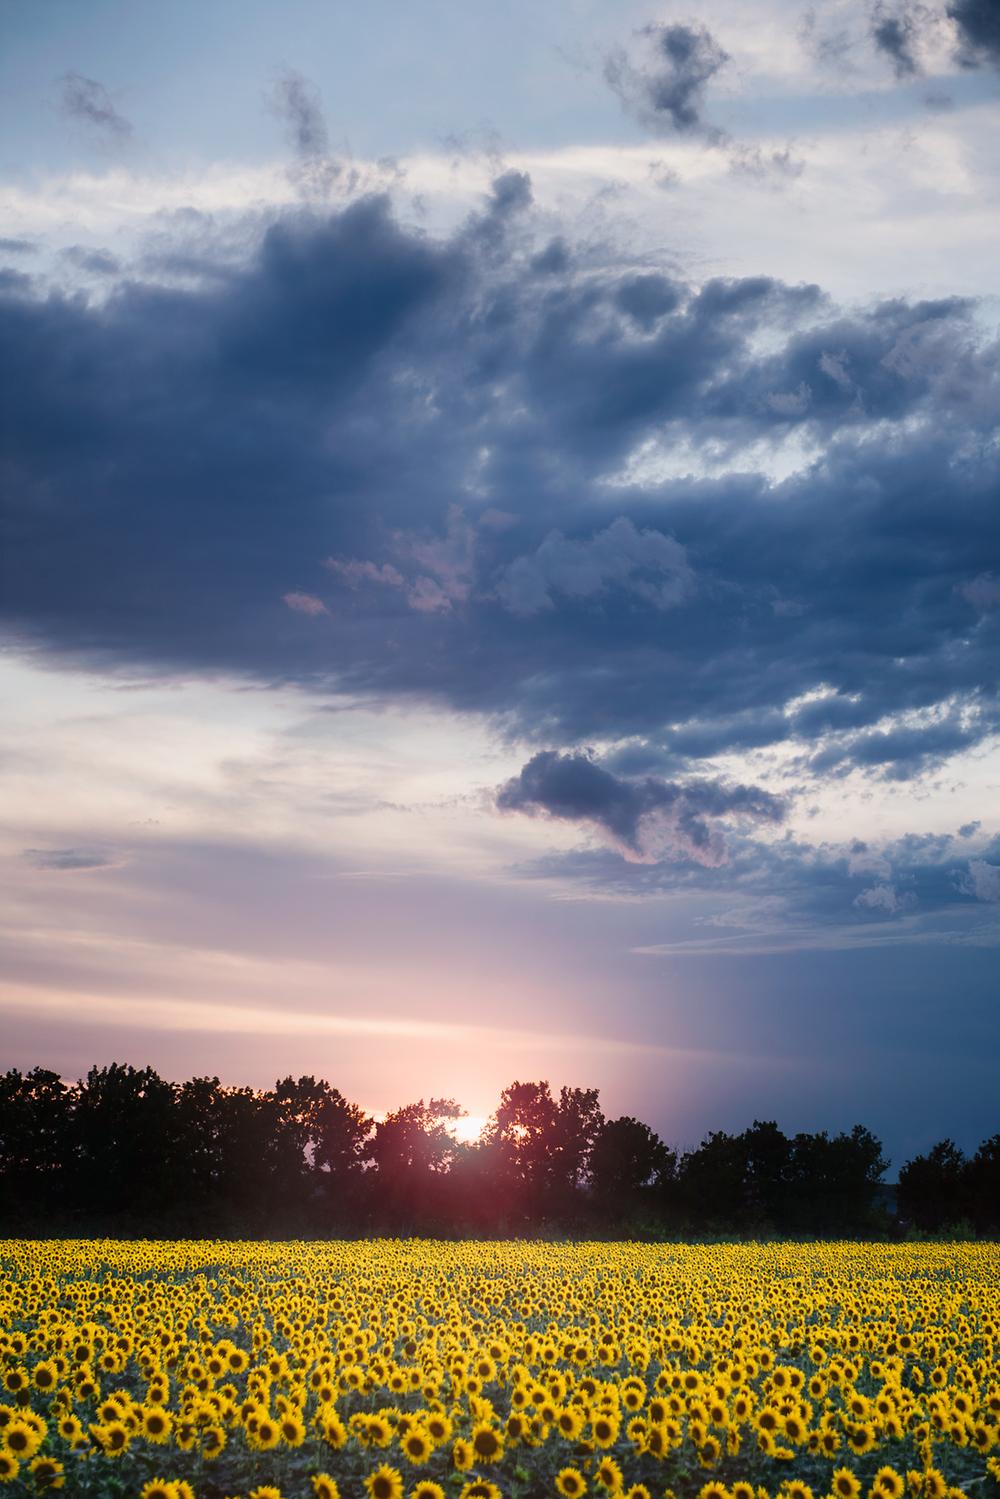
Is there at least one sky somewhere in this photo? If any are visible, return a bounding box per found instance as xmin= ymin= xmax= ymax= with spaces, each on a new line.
xmin=1 ymin=0 xmax=999 ymax=1169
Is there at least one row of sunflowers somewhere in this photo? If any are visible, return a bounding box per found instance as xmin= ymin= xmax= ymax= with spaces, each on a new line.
xmin=0 ymin=1239 xmax=998 ymax=1499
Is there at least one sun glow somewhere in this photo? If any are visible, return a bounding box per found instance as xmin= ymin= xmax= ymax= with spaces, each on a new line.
xmin=453 ymin=1113 xmax=488 ymax=1144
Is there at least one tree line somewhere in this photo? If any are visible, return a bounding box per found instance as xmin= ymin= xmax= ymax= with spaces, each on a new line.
xmin=0 ymin=1064 xmax=995 ymax=1238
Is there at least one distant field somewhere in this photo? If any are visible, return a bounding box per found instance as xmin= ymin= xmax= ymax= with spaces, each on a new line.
xmin=1 ymin=1240 xmax=997 ymax=1499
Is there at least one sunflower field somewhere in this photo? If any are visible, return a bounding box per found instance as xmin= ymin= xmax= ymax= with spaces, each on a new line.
xmin=1 ymin=1240 xmax=998 ymax=1499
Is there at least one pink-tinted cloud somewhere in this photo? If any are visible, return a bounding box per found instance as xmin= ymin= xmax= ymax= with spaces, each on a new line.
xmin=283 ymin=591 xmax=329 ymax=616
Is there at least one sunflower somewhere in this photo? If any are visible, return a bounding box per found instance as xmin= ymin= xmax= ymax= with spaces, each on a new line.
xmin=280 ymin=1413 xmax=306 ymax=1447
xmin=366 ymin=1466 xmax=405 ymax=1499
xmin=698 ymin=1483 xmax=730 ymax=1499
xmin=412 ymin=1486 xmax=445 ymax=1499
xmin=505 ymin=1412 xmax=528 ymax=1442
xmin=100 ymin=1415 xmax=133 ymax=1456
xmin=472 ymin=1425 xmax=505 ymax=1464
xmin=782 ymin=1483 xmax=813 ymax=1499
xmin=319 ymin=1409 xmax=348 ymax=1448
xmin=557 ymin=1470 xmax=587 ymax=1499
xmin=27 ymin=1457 xmax=65 ymax=1491
xmin=56 ymin=1415 xmax=84 ymax=1446
xmin=2 ymin=1421 xmax=42 ymax=1459
xmin=139 ymin=1483 xmax=179 ymax=1499
xmin=698 ymin=1436 xmax=722 ymax=1468
xmin=312 ymin=1475 xmax=341 ymax=1499
xmin=831 ymin=1471 xmax=861 ymax=1499
xmin=252 ymin=1416 xmax=281 ymax=1451
xmin=202 ymin=1423 xmax=226 ymax=1458
xmin=141 ymin=1406 xmax=173 ymax=1443
xmin=0 ymin=1455 xmax=19 ymax=1486
xmin=248 ymin=1488 xmax=283 ymax=1499
xmin=32 ymin=1361 xmax=59 ymax=1393
xmin=871 ymin=1470 xmax=905 ymax=1499
xmin=460 ymin=1483 xmax=502 ymax=1499
xmin=453 ymin=1438 xmax=475 ymax=1471
xmin=595 ymin=1457 xmax=623 ymax=1493
xmin=368 ymin=1415 xmax=394 ymax=1449
xmin=845 ymin=1424 xmax=877 ymax=1457
xmin=401 ymin=1425 xmax=433 ymax=1464
xmin=557 ymin=1407 xmax=585 ymax=1440
xmin=592 ymin=1413 xmax=620 ymax=1448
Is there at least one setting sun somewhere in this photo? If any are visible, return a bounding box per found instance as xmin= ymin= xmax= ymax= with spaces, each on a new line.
xmin=453 ymin=1113 xmax=488 ymax=1144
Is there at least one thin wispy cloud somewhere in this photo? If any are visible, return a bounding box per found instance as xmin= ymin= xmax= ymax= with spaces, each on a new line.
xmin=59 ymin=72 xmax=132 ymax=139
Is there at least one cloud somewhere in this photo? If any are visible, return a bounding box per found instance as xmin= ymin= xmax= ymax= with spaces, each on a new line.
xmin=516 ymin=822 xmax=1000 ymax=952
xmin=605 ymin=23 xmax=730 ymax=138
xmin=728 ymin=143 xmax=806 ymax=181
xmin=854 ymin=880 xmax=911 ymax=912
xmin=961 ymin=859 xmax=1000 ymax=901
xmin=268 ymin=70 xmax=339 ymax=197
xmin=59 ymin=73 xmax=132 ymax=139
xmin=496 ymin=750 xmax=785 ymax=863
xmin=494 ymin=517 xmax=694 ymax=617
xmin=1 ymin=185 xmax=998 ymax=791
xmin=283 ymin=591 xmax=329 ymax=616
xmin=61 ymin=245 xmax=121 ymax=276
xmin=960 ymin=572 xmax=1000 ymax=612
xmin=326 ymin=508 xmax=475 ymax=615
xmin=808 ymin=713 xmax=980 ymax=781
xmin=23 ymin=847 xmax=116 ymax=871
xmin=948 ymin=0 xmax=1000 ymax=68
xmin=870 ymin=3 xmax=924 ymax=76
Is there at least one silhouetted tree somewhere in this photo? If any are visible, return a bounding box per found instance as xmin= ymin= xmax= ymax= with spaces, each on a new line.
xmin=2 ymin=1056 xmax=988 ymax=1239
xmin=786 ymin=1125 xmax=889 ymax=1235
xmin=369 ymin=1098 xmax=462 ymax=1228
xmin=311 ymin=1086 xmax=372 ymax=1222
xmin=589 ymin=1115 xmax=676 ymax=1224
xmin=965 ymin=1134 xmax=1000 ymax=1235
xmin=485 ymin=1080 xmax=561 ymax=1222
xmin=0 ymin=1069 xmax=72 ymax=1213
xmin=550 ymin=1086 xmax=604 ymax=1219
xmin=742 ymin=1120 xmax=792 ymax=1228
xmin=898 ymin=1138 xmax=968 ymax=1231
xmin=678 ymin=1130 xmax=749 ymax=1231
xmin=72 ymin=1064 xmax=178 ymax=1220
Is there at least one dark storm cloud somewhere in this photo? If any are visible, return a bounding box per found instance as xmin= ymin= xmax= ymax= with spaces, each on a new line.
xmin=59 ymin=73 xmax=132 ymax=139
xmin=605 ymin=23 xmax=730 ymax=137
xmin=1 ymin=182 xmax=999 ymax=791
xmin=948 ymin=0 xmax=1000 ymax=66
xmin=495 ymin=750 xmax=785 ymax=862
xmin=870 ymin=3 xmax=924 ymax=75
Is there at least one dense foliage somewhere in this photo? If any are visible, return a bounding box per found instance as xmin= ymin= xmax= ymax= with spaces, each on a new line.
xmin=1 ymin=1065 xmax=995 ymax=1237
xmin=0 ymin=1239 xmax=999 ymax=1499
